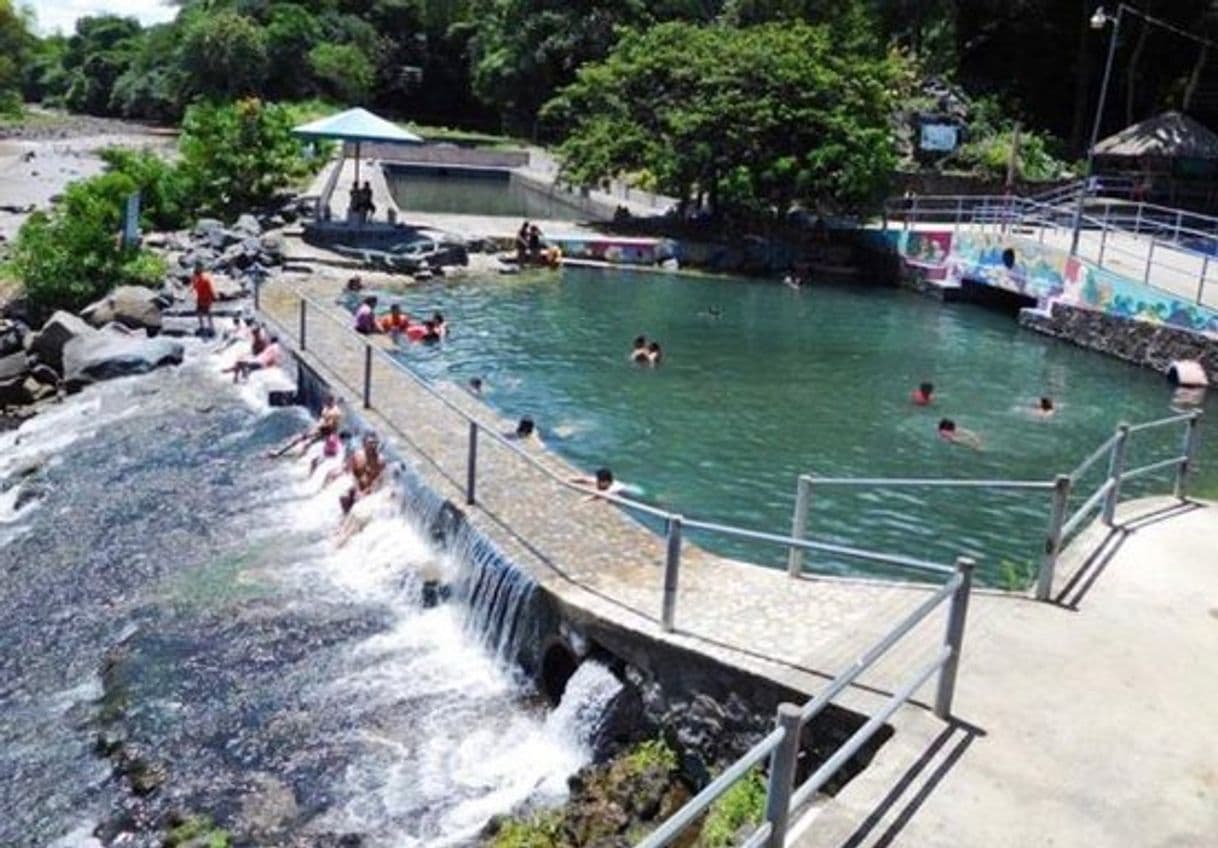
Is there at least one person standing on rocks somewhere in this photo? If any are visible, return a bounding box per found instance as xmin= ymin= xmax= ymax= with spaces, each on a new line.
xmin=191 ymin=263 xmax=216 ymax=337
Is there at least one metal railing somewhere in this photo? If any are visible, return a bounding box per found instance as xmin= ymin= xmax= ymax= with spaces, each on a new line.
xmin=263 ymin=291 xmax=972 ymax=636
xmin=884 ymin=193 xmax=1218 ymax=309
xmin=788 ymin=411 xmax=1203 ymax=601
xmin=637 ymin=557 xmax=975 ymax=848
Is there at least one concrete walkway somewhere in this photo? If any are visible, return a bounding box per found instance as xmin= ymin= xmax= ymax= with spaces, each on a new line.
xmin=793 ymin=496 xmax=1218 ymax=847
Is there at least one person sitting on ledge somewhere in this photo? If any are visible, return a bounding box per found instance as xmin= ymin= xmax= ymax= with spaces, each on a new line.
xmin=269 ymin=393 xmax=343 ymax=458
xmin=516 ymin=220 xmax=531 ymax=263
xmin=225 ymin=334 xmax=283 ymax=383
xmin=354 ymin=296 xmax=379 ymax=334
xmin=339 ymin=432 xmax=386 ymax=515
xmin=911 ymin=382 xmax=934 ymax=406
xmin=938 ymin=418 xmax=982 ymax=450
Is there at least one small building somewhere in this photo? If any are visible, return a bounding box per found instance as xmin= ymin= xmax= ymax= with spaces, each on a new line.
xmin=1093 ymin=111 xmax=1218 ymax=211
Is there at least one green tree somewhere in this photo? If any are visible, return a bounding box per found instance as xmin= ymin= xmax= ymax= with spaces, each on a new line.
xmin=177 ymin=97 xmax=308 ymax=216
xmin=0 ymin=0 xmax=32 ymax=114
xmin=178 ymin=11 xmax=269 ymax=99
xmin=466 ymin=0 xmax=654 ymax=135
xmin=10 ymin=172 xmax=165 ymax=316
xmin=308 ymin=42 xmax=376 ymax=103
xmin=264 ymin=3 xmax=323 ymax=99
xmin=545 ymin=21 xmax=899 ymax=218
xmin=61 ymin=15 xmax=142 ymax=115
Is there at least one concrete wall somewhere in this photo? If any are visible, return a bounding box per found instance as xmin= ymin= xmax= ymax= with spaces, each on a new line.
xmin=347 ymin=141 xmax=529 ymax=169
xmin=1020 ymin=301 xmax=1218 ymax=381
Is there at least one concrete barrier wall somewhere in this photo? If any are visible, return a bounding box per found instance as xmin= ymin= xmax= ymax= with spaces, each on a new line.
xmin=346 ymin=141 xmax=529 ymax=169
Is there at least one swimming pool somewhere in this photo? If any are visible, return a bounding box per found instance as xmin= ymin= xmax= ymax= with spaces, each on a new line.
xmin=367 ymin=268 xmax=1216 ymax=585
xmin=384 ymin=165 xmax=597 ymax=220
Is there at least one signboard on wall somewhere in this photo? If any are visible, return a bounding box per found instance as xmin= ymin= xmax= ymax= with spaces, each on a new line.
xmin=920 ymin=123 xmax=960 ymax=153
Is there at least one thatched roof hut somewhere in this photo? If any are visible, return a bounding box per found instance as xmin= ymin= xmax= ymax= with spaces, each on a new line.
xmin=1094 ymin=111 xmax=1218 ymax=160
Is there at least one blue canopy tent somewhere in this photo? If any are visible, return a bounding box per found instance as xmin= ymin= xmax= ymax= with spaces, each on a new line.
xmin=293 ymin=107 xmax=423 ymax=188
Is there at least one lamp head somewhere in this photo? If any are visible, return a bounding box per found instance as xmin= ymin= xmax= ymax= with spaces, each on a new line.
xmin=1091 ymin=6 xmax=1110 ymax=29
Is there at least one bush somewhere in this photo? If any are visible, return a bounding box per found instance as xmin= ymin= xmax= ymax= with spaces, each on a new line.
xmin=178 ymin=97 xmax=309 ymax=217
xmin=700 ymin=771 xmax=766 ymax=847
xmin=9 ymin=172 xmax=165 ymax=317
xmin=99 ymin=147 xmax=193 ymax=230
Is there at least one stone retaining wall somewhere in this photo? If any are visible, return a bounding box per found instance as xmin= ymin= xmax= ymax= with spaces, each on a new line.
xmin=1019 ymin=301 xmax=1218 ymax=381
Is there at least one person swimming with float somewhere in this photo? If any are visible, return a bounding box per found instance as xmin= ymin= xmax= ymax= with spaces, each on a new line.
xmin=938 ymin=418 xmax=982 ymax=450
xmin=911 ymin=382 xmax=934 ymax=405
xmin=379 ymin=303 xmax=410 ymax=335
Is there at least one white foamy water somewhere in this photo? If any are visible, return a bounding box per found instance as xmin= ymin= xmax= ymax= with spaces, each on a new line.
xmin=229 ymin=372 xmax=608 ymax=846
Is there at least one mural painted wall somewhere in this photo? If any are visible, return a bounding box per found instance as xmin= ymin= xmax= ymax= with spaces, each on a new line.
xmin=550 ymin=236 xmax=677 ymax=266
xmin=876 ymin=226 xmax=1218 ymax=338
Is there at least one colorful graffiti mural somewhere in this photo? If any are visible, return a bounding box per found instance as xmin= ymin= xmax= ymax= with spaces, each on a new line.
xmin=878 ymin=226 xmax=1218 ymax=338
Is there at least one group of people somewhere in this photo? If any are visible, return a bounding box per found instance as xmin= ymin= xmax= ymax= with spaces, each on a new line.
xmin=218 ymin=315 xmax=283 ymax=383
xmin=629 ymin=335 xmax=664 ymax=367
xmin=514 ymin=220 xmax=562 ymax=268
xmin=267 ymin=393 xmax=389 ymax=532
xmin=353 ymin=296 xmax=448 ymax=344
xmin=348 ymin=181 xmax=377 ymax=223
xmin=910 ymin=381 xmax=1056 ymax=450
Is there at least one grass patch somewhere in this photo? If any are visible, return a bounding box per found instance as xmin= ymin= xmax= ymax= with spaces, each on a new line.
xmin=165 ymin=815 xmax=230 ymax=848
xmin=489 ymin=811 xmax=563 ymax=848
xmin=996 ymin=558 xmax=1038 ymax=592
xmin=700 ymin=770 xmax=766 ymax=847
xmin=623 ymin=738 xmax=679 ymax=775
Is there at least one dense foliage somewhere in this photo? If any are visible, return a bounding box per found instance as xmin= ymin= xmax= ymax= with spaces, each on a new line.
xmin=0 ymin=0 xmax=32 ymax=114
xmin=9 ymin=173 xmax=166 ymax=316
xmin=545 ymin=21 xmax=900 ymax=216
xmin=8 ymin=99 xmax=309 ymax=317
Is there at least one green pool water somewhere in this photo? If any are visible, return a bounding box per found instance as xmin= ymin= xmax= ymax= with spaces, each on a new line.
xmin=373 ymin=267 xmax=1216 ymax=585
xmin=385 ymin=166 xmax=593 ymax=220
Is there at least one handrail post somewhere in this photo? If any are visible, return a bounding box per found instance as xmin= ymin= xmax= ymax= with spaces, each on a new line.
xmin=1102 ymin=423 xmax=1131 ymax=526
xmin=1198 ymin=253 xmax=1210 ymax=305
xmin=1175 ymin=411 xmax=1203 ymax=499
xmin=1037 ymin=474 xmax=1072 ymax=601
xmin=661 ymin=515 xmax=683 ymax=632
xmin=934 ymin=556 xmax=975 ymax=720
xmin=254 ymin=277 xmax=261 ymax=311
xmin=763 ymin=704 xmax=802 ymax=848
xmin=362 ymin=344 xmax=372 ymax=408
xmin=1143 ymin=238 xmax=1155 ymax=286
xmin=466 ymin=421 xmax=478 ymax=505
xmin=787 ymin=475 xmax=812 ymax=577
xmin=299 ymin=298 xmax=307 ymax=351
xmin=954 ymin=196 xmax=963 ymax=235
xmin=1098 ymin=204 xmax=1109 ymax=265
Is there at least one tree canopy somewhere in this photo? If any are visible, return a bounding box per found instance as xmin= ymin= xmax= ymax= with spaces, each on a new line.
xmin=545 ymin=21 xmax=900 ymax=217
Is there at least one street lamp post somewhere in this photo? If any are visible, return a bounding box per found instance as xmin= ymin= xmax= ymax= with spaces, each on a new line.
xmin=1070 ymin=5 xmax=1124 ymax=258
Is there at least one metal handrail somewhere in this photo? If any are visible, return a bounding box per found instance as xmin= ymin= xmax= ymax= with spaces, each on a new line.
xmin=635 ymin=726 xmax=785 ymax=848
xmin=791 ymin=410 xmax=1203 ymax=602
xmin=637 ymin=558 xmax=974 ymax=848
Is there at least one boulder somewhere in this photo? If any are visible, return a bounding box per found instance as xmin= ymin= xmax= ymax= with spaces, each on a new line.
xmin=192 ymin=218 xmax=224 ymax=238
xmin=211 ymin=275 xmax=245 ymax=301
xmin=80 ymin=286 xmax=164 ymax=334
xmin=28 ymin=311 xmax=96 ymax=375
xmin=28 ymin=363 xmax=60 ymax=386
xmin=234 ymin=213 xmax=262 ymax=237
xmin=179 ymin=247 xmax=219 ymax=271
xmin=22 ymin=376 xmax=56 ymax=403
xmin=0 ymin=319 xmax=27 ymax=357
xmin=0 ymin=375 xmax=30 ymax=407
xmin=0 ymin=350 xmax=28 ymax=382
xmin=62 ymin=330 xmax=183 ymax=390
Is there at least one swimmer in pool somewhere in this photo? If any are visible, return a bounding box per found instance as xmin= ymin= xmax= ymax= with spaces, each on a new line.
xmin=507 ymin=416 xmax=544 ymax=446
xmin=630 ymin=336 xmax=649 ymax=364
xmin=1036 ymin=396 xmax=1055 ymax=417
xmin=571 ymin=467 xmax=625 ymax=501
xmin=938 ymin=418 xmax=982 ymax=450
xmin=646 ymin=341 xmax=663 ymax=366
xmin=911 ymin=382 xmax=934 ymax=406
xmin=468 ymin=376 xmax=484 ymax=396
